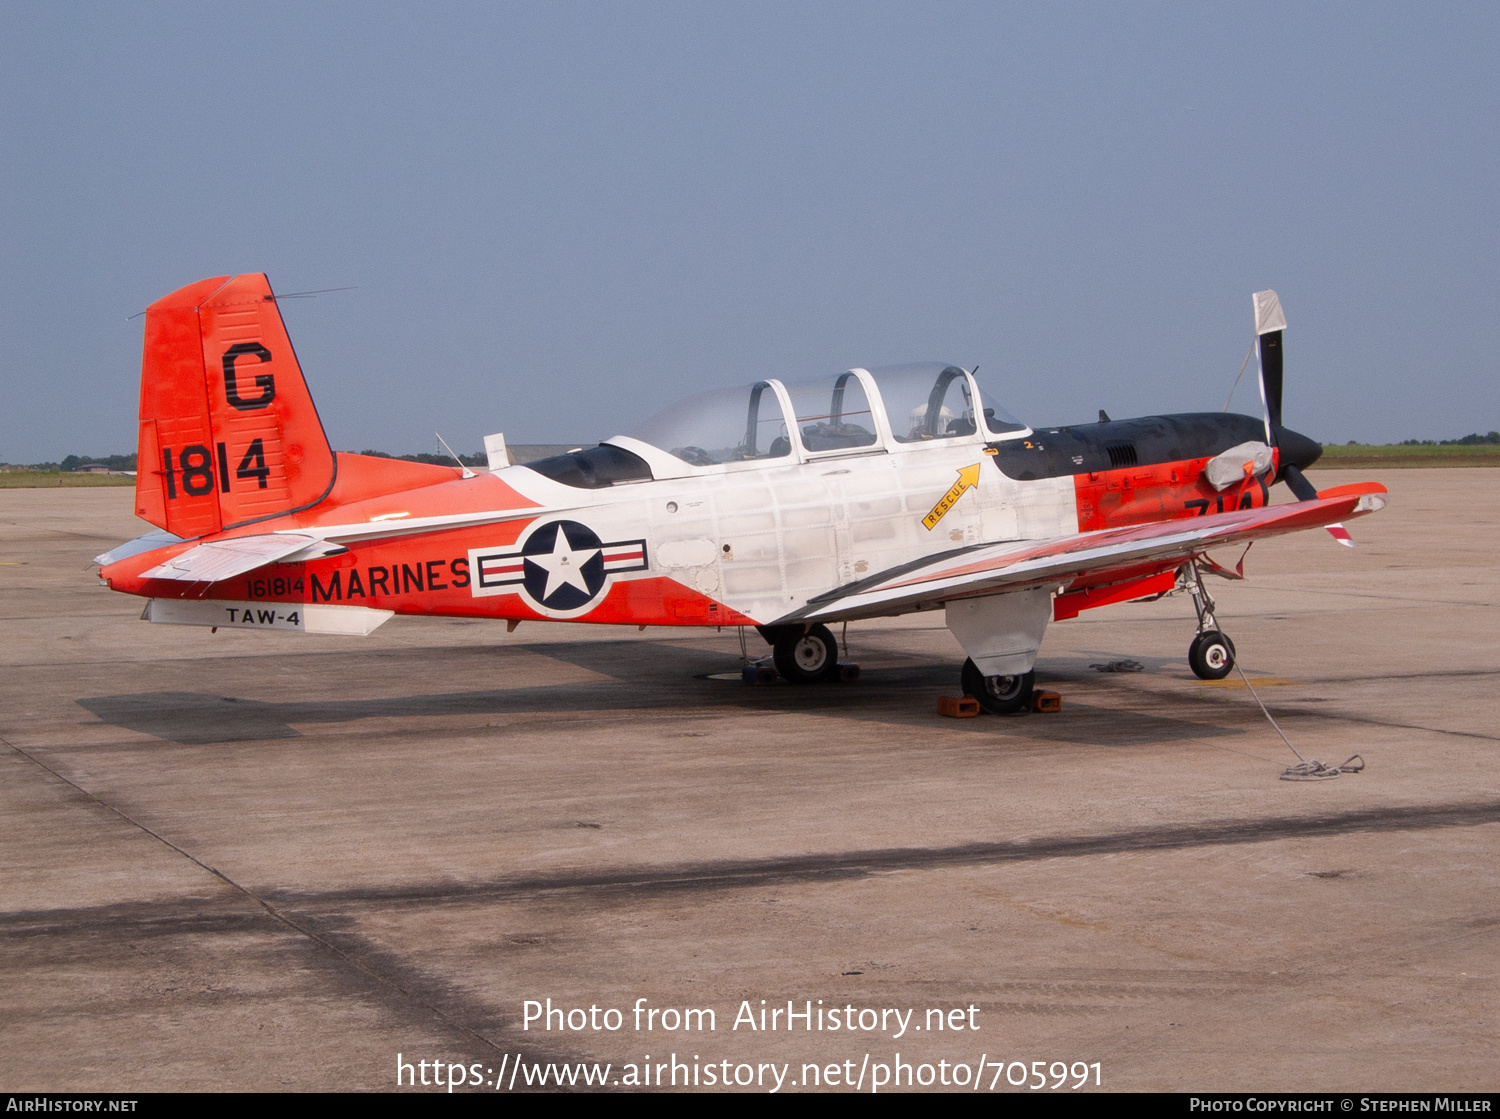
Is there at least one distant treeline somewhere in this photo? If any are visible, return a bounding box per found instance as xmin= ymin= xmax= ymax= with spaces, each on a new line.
xmin=1340 ymin=432 xmax=1498 ymax=446
xmin=0 ymin=453 xmax=140 ymax=473
xmin=353 ymin=449 xmax=489 ymax=467
xmin=1335 ymin=433 xmax=1498 ymax=447
xmin=1398 ymin=432 xmax=1499 ymax=446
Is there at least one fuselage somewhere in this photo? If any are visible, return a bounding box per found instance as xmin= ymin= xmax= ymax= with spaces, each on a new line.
xmin=101 ymin=407 xmax=1309 ymax=632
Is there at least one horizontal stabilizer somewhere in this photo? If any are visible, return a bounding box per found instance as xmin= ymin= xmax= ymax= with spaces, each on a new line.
xmin=130 ymin=504 xmax=577 ymax=583
xmin=268 ymin=502 xmax=582 ymax=547
xmin=95 ymin=529 xmax=186 ymax=567
xmin=140 ymin=533 xmax=329 ymax=582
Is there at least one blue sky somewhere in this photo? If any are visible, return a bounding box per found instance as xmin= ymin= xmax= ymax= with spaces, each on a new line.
xmin=3 ymin=2 xmax=1495 ymax=460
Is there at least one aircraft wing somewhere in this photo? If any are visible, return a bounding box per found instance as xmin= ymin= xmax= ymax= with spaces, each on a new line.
xmin=783 ymin=483 xmax=1388 ymax=624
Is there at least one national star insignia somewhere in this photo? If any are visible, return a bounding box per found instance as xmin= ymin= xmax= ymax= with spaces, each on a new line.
xmin=526 ymin=533 xmax=601 ymax=600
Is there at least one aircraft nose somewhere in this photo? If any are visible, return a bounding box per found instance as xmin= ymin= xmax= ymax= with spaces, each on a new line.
xmin=1271 ymin=425 xmax=1323 ymax=472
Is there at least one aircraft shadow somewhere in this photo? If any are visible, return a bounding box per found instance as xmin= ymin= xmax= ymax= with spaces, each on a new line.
xmin=74 ymin=640 xmax=1242 ymax=747
xmin=76 ymin=687 xmax=1241 ymax=750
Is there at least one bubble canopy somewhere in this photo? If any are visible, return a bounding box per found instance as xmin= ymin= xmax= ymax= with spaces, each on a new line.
xmin=620 ymin=364 xmax=1027 ymax=468
xmin=624 ymin=381 xmax=793 ymax=467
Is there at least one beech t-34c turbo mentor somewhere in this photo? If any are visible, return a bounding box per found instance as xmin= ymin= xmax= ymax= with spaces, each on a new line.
xmin=97 ymin=275 xmax=1387 ymax=713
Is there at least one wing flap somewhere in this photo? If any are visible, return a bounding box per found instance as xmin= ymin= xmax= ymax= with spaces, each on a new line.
xmin=788 ymin=487 xmax=1387 ymax=623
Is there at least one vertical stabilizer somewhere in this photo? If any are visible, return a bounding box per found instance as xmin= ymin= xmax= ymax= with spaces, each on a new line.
xmin=135 ymin=274 xmax=337 ymax=537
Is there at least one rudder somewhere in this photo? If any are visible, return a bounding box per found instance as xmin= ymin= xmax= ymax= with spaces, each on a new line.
xmin=135 ymin=274 xmax=337 ymax=537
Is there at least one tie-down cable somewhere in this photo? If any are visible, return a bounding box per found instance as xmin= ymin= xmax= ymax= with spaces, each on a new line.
xmin=1230 ymin=655 xmax=1364 ymax=780
xmin=1186 ymin=560 xmax=1363 ymax=780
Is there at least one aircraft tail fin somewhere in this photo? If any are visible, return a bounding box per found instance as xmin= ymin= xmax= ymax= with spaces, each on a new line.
xmin=134 ymin=274 xmax=338 ymax=538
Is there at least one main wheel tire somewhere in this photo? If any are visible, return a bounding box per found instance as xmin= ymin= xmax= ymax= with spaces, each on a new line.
xmin=960 ymin=658 xmax=1035 ymax=715
xmin=773 ymin=624 xmax=840 ymax=683
xmin=1188 ymin=630 xmax=1236 ymax=680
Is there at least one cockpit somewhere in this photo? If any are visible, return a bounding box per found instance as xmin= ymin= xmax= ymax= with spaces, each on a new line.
xmin=627 ymin=363 xmax=1024 ymax=464
xmin=524 ymin=363 xmax=1029 ymax=488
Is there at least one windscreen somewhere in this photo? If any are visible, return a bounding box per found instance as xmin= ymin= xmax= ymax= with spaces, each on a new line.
xmin=967 ymin=371 xmax=1026 ymax=435
xmin=867 ymin=363 xmax=1025 ymax=440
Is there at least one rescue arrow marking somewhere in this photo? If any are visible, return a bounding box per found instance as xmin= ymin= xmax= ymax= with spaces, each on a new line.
xmin=922 ymin=464 xmax=982 ymax=530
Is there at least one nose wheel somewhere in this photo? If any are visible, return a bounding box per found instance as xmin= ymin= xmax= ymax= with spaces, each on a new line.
xmin=960 ymin=658 xmax=1035 ymax=715
xmin=1188 ymin=630 xmax=1236 ymax=680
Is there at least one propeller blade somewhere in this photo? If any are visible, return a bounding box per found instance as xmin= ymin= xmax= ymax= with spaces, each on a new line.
xmin=1254 ymin=290 xmax=1286 ymax=439
xmin=1250 ymin=292 xmax=1346 ymax=545
xmin=1282 ymin=463 xmax=1355 ymax=545
xmin=1280 ymin=463 xmax=1319 ymax=502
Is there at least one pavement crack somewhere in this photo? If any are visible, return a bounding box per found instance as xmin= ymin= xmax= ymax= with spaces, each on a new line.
xmin=1 ymin=733 xmax=509 ymax=1057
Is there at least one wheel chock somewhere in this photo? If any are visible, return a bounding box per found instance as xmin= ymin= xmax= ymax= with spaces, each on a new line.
xmin=1029 ymin=690 xmax=1062 ymax=713
xmin=938 ymin=695 xmax=981 ymax=718
xmin=742 ymin=664 xmax=778 ymax=685
xmin=836 ymin=662 xmax=861 ymax=683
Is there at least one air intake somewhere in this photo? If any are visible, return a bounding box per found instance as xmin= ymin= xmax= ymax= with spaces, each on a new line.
xmin=1106 ymin=442 xmax=1138 ymax=469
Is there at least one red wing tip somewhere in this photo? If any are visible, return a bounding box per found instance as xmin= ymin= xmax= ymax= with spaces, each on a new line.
xmin=1315 ymin=481 xmax=1388 ymax=500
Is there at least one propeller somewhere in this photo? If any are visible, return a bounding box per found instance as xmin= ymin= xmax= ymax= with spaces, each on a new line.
xmin=1253 ymin=290 xmax=1352 ymax=545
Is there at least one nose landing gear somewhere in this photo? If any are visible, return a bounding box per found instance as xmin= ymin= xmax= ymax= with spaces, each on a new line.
xmin=1183 ymin=561 xmax=1236 ymax=680
xmin=1188 ymin=629 xmax=1236 ymax=680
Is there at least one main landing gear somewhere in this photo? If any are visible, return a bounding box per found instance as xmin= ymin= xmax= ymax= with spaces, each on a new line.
xmin=761 ymin=623 xmax=841 ymax=684
xmin=1184 ymin=561 xmax=1236 ymax=680
xmin=960 ymin=659 xmax=1035 ymax=715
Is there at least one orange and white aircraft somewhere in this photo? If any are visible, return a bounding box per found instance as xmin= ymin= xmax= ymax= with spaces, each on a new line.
xmin=97 ymin=274 xmax=1387 ymax=713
